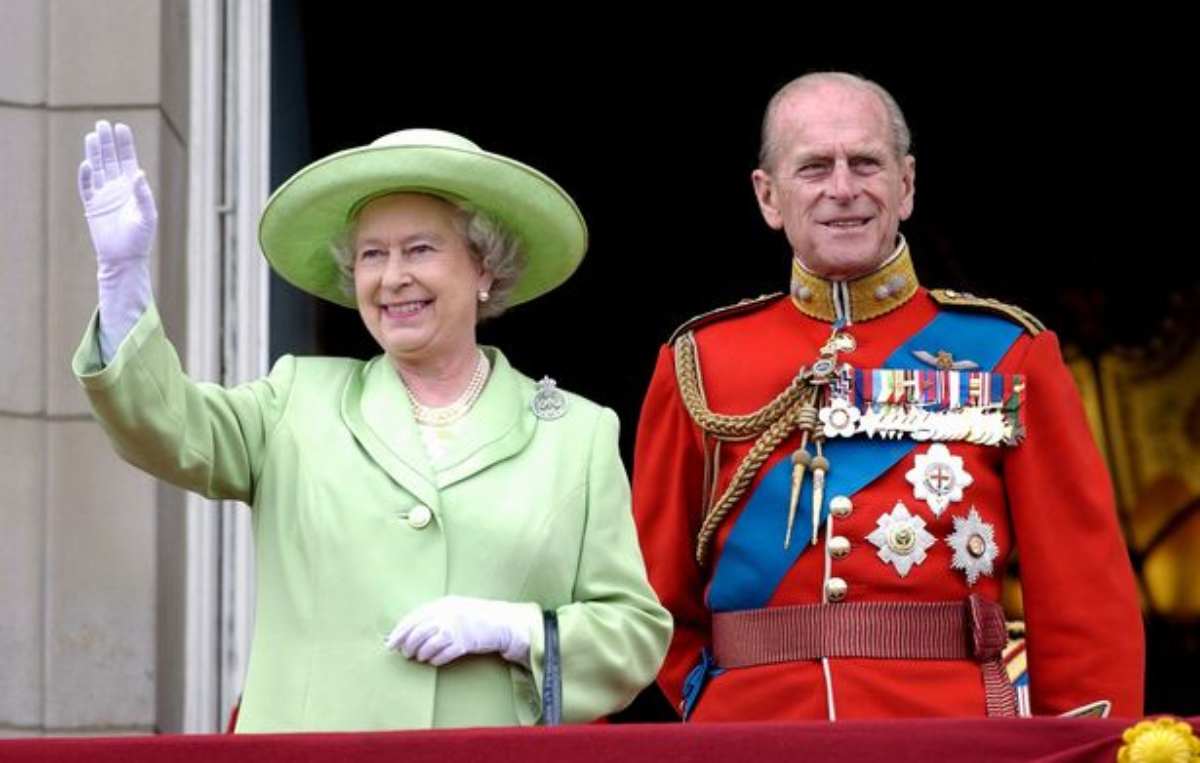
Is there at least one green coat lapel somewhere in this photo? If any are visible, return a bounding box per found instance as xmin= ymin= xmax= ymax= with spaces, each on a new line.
xmin=341 ymin=356 xmax=440 ymax=510
xmin=433 ymin=347 xmax=536 ymax=490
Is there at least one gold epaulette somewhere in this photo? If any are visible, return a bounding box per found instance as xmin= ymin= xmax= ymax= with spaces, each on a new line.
xmin=667 ymin=293 xmax=785 ymax=346
xmin=929 ymin=288 xmax=1045 ymax=336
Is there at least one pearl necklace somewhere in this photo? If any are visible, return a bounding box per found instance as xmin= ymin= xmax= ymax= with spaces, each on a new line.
xmin=404 ymin=350 xmax=490 ymax=427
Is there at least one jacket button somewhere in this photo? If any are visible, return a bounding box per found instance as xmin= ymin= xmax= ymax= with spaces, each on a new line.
xmin=825 ymin=577 xmax=848 ymax=602
xmin=830 ymin=495 xmax=853 ymax=519
xmin=408 ymin=505 xmax=433 ymax=529
xmin=828 ymin=536 xmax=851 ymax=559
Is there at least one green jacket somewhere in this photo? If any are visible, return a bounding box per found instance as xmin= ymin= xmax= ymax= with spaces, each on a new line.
xmin=73 ymin=305 xmax=671 ymax=731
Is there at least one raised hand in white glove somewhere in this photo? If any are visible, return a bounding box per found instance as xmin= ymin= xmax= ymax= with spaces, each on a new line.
xmin=77 ymin=120 xmax=158 ymax=363
xmin=385 ymin=596 xmax=541 ymax=669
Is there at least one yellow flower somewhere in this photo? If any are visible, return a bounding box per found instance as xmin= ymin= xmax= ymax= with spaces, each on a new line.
xmin=1118 ymin=717 xmax=1200 ymax=763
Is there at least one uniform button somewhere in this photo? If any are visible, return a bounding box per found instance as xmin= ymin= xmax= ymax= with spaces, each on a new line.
xmin=825 ymin=577 xmax=848 ymax=602
xmin=828 ymin=536 xmax=851 ymax=559
xmin=407 ymin=505 xmax=433 ymax=529
xmin=830 ymin=495 xmax=853 ymax=519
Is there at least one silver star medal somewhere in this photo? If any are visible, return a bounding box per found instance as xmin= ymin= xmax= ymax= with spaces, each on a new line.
xmin=531 ymin=376 xmax=568 ymax=421
xmin=866 ymin=501 xmax=937 ymax=577
xmin=945 ymin=507 xmax=999 ymax=586
xmin=905 ymin=443 xmax=973 ymax=517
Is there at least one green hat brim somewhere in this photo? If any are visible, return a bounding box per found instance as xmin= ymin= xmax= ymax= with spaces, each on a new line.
xmin=258 ymin=143 xmax=588 ymax=309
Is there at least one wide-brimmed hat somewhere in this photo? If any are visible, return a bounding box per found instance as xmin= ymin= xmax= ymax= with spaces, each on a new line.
xmin=258 ymin=129 xmax=588 ymax=309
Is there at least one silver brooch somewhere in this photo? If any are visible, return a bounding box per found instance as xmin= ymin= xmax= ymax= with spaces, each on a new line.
xmin=531 ymin=376 xmax=567 ymax=421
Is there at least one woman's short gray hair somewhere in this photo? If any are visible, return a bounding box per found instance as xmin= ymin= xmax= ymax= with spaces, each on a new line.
xmin=329 ymin=193 xmax=525 ymax=321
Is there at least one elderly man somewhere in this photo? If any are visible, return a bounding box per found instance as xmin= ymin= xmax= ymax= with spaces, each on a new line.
xmin=631 ymin=72 xmax=1143 ymax=721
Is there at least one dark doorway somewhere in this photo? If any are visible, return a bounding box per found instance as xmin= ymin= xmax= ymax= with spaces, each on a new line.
xmin=271 ymin=4 xmax=1197 ymax=719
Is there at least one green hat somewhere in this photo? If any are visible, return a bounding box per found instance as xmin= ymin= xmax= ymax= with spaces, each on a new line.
xmin=258 ymin=129 xmax=588 ymax=309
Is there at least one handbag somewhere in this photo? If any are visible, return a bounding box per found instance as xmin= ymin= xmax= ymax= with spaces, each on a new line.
xmin=541 ymin=611 xmax=562 ymax=726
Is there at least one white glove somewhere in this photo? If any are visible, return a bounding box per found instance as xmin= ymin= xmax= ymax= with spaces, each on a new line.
xmin=77 ymin=120 xmax=157 ymax=363
xmin=385 ymin=595 xmax=540 ymax=669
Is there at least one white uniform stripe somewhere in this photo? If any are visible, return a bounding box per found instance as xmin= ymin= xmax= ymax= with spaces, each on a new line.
xmin=822 ymin=510 xmax=837 ymax=720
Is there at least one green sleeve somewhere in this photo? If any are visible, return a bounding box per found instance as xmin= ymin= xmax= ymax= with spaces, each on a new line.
xmin=73 ymin=304 xmax=296 ymax=504
xmin=530 ymin=407 xmax=672 ymax=723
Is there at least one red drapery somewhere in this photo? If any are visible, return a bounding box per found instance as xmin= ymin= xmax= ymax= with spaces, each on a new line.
xmin=2 ymin=717 xmax=1190 ymax=763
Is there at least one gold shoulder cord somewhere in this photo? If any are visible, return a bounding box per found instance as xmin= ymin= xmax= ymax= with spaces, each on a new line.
xmin=674 ymin=331 xmax=814 ymax=565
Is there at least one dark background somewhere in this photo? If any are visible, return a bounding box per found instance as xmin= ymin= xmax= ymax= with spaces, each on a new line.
xmin=269 ymin=4 xmax=1197 ymax=718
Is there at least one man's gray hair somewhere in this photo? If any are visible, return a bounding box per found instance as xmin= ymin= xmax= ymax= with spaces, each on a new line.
xmin=759 ymin=71 xmax=912 ymax=170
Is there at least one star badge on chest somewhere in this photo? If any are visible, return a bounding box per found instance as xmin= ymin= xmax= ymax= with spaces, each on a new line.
xmin=905 ymin=443 xmax=973 ymax=517
xmin=866 ymin=501 xmax=937 ymax=578
xmin=945 ymin=507 xmax=999 ymax=586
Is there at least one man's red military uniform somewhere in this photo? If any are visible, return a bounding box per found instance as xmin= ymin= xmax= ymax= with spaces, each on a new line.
xmin=632 ymin=244 xmax=1143 ymax=721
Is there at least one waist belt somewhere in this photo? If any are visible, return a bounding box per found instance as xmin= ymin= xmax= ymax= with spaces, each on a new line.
xmin=711 ymin=594 xmax=1017 ymax=717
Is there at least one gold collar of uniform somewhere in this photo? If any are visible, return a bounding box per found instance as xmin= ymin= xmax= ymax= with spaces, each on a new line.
xmin=789 ymin=239 xmax=919 ymax=324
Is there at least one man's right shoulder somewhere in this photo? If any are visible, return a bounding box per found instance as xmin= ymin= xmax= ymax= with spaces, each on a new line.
xmin=667 ymin=292 xmax=786 ymax=345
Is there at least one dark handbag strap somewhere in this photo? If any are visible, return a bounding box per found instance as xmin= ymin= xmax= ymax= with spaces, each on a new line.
xmin=541 ymin=611 xmax=562 ymax=726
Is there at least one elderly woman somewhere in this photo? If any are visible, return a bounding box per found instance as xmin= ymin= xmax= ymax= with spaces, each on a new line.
xmin=72 ymin=121 xmax=671 ymax=732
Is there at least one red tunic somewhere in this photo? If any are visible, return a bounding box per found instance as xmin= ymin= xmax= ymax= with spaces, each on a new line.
xmin=632 ymin=287 xmax=1143 ymax=720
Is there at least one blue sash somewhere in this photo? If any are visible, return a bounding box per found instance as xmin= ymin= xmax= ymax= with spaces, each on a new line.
xmin=707 ymin=310 xmax=1023 ymax=612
